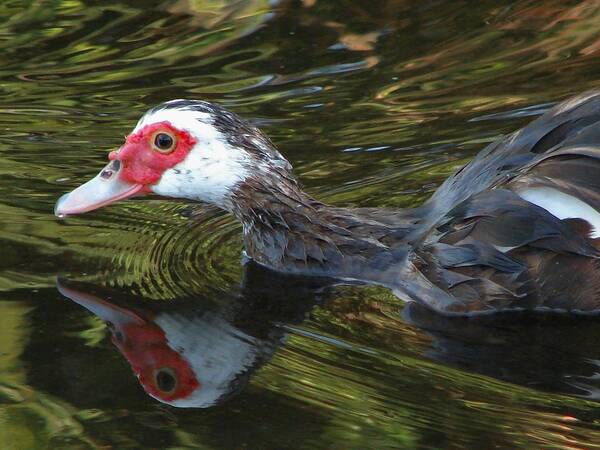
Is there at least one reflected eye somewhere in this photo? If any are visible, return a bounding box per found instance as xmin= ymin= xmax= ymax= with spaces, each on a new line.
xmin=154 ymin=367 xmax=178 ymax=393
xmin=152 ymin=132 xmax=176 ymax=153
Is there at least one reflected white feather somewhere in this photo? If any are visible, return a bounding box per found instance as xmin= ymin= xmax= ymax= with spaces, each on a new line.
xmin=155 ymin=312 xmax=259 ymax=408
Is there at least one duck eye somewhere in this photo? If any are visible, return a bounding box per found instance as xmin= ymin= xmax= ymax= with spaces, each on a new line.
xmin=154 ymin=367 xmax=178 ymax=393
xmin=152 ymin=132 xmax=175 ymax=153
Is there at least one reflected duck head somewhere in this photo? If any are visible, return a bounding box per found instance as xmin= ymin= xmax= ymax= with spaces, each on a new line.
xmin=57 ymin=279 xmax=264 ymax=408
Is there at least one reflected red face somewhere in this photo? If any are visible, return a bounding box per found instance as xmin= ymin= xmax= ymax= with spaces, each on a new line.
xmin=114 ymin=322 xmax=201 ymax=402
xmin=109 ymin=121 xmax=197 ymax=188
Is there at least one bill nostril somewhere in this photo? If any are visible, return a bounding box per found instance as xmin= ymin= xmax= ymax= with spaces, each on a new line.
xmin=100 ymin=160 xmax=121 ymax=179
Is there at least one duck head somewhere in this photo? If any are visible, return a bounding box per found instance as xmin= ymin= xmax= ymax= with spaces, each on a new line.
xmin=55 ymin=100 xmax=293 ymax=216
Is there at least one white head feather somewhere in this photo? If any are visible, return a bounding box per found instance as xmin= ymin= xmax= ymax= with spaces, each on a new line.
xmin=135 ymin=101 xmax=251 ymax=208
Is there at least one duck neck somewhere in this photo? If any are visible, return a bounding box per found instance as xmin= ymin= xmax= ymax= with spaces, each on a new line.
xmin=227 ymin=169 xmax=343 ymax=273
xmin=224 ymin=163 xmax=424 ymax=278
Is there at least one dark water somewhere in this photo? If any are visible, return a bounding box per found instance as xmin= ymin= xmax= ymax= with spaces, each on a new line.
xmin=2 ymin=0 xmax=600 ymax=448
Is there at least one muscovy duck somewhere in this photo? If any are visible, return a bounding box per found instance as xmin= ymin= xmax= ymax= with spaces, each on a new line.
xmin=55 ymin=92 xmax=600 ymax=315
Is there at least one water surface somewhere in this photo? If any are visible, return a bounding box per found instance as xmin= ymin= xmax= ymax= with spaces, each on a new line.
xmin=1 ymin=0 xmax=600 ymax=448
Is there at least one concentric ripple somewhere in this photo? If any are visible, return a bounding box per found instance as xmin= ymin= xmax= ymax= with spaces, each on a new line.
xmin=70 ymin=202 xmax=245 ymax=299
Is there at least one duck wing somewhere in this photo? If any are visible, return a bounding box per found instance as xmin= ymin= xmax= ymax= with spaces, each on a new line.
xmin=425 ymin=91 xmax=600 ymax=226
xmin=412 ymin=188 xmax=600 ymax=314
xmin=409 ymin=92 xmax=600 ymax=314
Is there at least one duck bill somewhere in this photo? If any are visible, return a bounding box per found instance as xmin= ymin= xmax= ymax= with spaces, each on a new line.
xmin=56 ymin=278 xmax=145 ymax=328
xmin=54 ymin=160 xmax=145 ymax=217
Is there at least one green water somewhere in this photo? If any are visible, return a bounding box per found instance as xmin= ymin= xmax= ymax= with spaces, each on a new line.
xmin=1 ymin=0 xmax=599 ymax=448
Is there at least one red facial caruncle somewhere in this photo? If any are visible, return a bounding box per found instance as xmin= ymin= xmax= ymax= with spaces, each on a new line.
xmin=54 ymin=120 xmax=198 ymax=217
xmin=110 ymin=121 xmax=197 ymax=188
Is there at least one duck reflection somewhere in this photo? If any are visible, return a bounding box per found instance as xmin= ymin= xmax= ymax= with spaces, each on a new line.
xmin=56 ymin=264 xmax=328 ymax=408
xmin=57 ymin=264 xmax=600 ymax=408
xmin=402 ymin=302 xmax=600 ymax=399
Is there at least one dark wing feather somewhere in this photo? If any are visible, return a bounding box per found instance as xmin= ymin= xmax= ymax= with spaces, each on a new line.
xmin=395 ymin=91 xmax=600 ymax=314
xmin=420 ymin=91 xmax=600 ymax=231
xmin=509 ymin=156 xmax=600 ymax=213
xmin=412 ymin=189 xmax=600 ymax=314
xmin=437 ymin=189 xmax=598 ymax=257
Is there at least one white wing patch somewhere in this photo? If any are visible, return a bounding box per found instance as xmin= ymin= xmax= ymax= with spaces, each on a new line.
xmin=517 ymin=187 xmax=600 ymax=238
